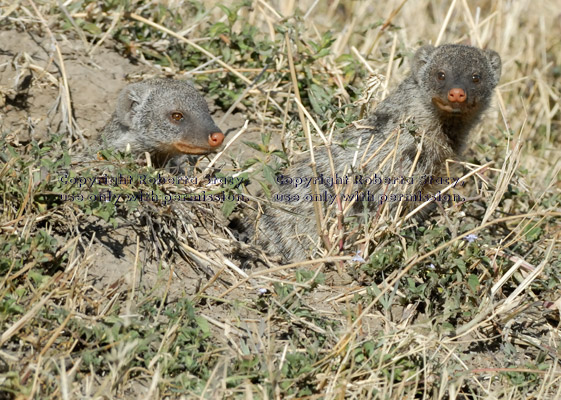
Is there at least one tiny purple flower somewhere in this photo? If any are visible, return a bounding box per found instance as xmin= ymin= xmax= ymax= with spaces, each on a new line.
xmin=464 ymin=234 xmax=478 ymax=243
xmin=352 ymin=250 xmax=366 ymax=263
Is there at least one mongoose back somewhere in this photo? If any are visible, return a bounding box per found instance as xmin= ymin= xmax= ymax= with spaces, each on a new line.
xmin=100 ymin=79 xmax=224 ymax=166
xmin=255 ymin=44 xmax=502 ymax=261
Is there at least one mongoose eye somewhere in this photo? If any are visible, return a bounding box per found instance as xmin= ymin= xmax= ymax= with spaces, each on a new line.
xmin=171 ymin=112 xmax=184 ymax=122
xmin=437 ymin=71 xmax=446 ymax=80
xmin=472 ymin=73 xmax=481 ymax=83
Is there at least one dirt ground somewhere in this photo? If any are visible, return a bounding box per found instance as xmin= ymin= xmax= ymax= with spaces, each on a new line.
xmin=1 ymin=20 xmax=559 ymax=397
xmin=0 ymin=26 xmax=262 ymax=300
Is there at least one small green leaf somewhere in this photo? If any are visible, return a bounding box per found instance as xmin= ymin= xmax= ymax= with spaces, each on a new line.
xmin=261 ymin=132 xmax=271 ymax=147
xmin=271 ymin=150 xmax=288 ymax=160
xmin=222 ymin=197 xmax=236 ymax=217
xmin=209 ymin=22 xmax=229 ymax=37
xmin=468 ymin=274 xmax=479 ymax=293
xmin=524 ymin=226 xmax=542 ymax=241
xmin=82 ymin=22 xmax=102 ymax=35
xmin=258 ymin=180 xmax=271 ymax=197
xmin=262 ymin=165 xmax=276 ymax=186
xmin=243 ymin=141 xmax=264 ymax=152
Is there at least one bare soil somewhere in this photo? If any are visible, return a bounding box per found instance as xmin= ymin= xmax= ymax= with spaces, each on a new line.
xmin=1 ymin=21 xmax=559 ymax=398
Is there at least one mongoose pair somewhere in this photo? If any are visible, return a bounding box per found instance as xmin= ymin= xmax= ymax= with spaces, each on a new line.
xmin=254 ymin=44 xmax=502 ymax=262
xmin=99 ymin=79 xmax=224 ymax=166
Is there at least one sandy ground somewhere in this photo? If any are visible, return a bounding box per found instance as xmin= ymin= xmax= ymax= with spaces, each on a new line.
xmin=0 ymin=27 xmax=259 ymax=300
xmin=2 ymin=26 xmax=558 ymax=395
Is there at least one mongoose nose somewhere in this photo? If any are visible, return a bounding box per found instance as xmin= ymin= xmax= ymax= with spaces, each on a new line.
xmin=208 ymin=131 xmax=225 ymax=147
xmin=448 ymin=88 xmax=466 ymax=103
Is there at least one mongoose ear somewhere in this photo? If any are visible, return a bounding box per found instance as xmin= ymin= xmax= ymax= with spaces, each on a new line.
xmin=412 ymin=45 xmax=436 ymax=81
xmin=115 ymin=83 xmax=151 ymax=128
xmin=485 ymin=49 xmax=502 ymax=86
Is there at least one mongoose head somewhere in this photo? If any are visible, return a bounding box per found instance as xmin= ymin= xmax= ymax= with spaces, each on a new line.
xmin=108 ymin=79 xmax=224 ymax=161
xmin=412 ymin=44 xmax=501 ymax=121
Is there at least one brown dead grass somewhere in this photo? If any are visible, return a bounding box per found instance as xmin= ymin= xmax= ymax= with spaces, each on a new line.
xmin=0 ymin=0 xmax=560 ymax=399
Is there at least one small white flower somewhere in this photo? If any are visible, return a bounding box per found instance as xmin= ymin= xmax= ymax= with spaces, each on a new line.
xmin=257 ymin=288 xmax=268 ymax=295
xmin=464 ymin=234 xmax=478 ymax=243
xmin=352 ymin=250 xmax=366 ymax=263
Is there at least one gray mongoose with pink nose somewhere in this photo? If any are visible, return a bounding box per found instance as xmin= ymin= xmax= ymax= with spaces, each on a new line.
xmin=100 ymin=79 xmax=224 ymax=166
xmin=254 ymin=44 xmax=502 ymax=261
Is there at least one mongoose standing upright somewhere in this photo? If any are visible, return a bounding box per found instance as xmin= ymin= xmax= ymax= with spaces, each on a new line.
xmin=255 ymin=44 xmax=502 ymax=261
xmin=100 ymin=79 xmax=224 ymax=166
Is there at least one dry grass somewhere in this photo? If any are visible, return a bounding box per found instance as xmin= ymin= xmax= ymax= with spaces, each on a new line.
xmin=0 ymin=0 xmax=560 ymax=399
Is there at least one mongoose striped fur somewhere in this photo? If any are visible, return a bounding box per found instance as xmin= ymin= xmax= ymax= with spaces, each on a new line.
xmin=254 ymin=44 xmax=501 ymax=261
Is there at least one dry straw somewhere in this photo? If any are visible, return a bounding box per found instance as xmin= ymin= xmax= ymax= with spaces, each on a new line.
xmin=0 ymin=0 xmax=559 ymax=398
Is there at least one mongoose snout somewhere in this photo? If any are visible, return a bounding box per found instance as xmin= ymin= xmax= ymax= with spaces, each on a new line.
xmin=208 ymin=131 xmax=225 ymax=147
xmin=171 ymin=131 xmax=224 ymax=155
xmin=101 ymin=78 xmax=224 ymax=166
xmin=433 ymin=87 xmax=468 ymax=114
xmin=447 ymin=88 xmax=466 ymax=103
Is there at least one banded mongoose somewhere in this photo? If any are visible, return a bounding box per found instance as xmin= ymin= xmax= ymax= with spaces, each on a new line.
xmin=255 ymin=44 xmax=502 ymax=261
xmin=100 ymin=79 xmax=224 ymax=166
